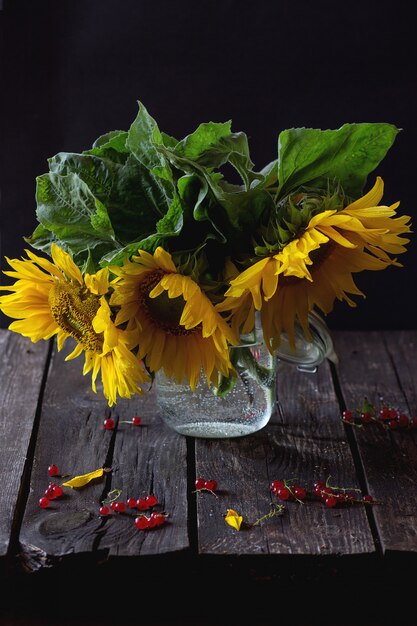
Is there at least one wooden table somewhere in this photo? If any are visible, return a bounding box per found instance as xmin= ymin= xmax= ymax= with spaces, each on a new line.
xmin=1 ymin=328 xmax=416 ymax=626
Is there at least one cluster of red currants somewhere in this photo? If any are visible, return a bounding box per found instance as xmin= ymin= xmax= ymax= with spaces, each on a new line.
xmin=103 ymin=415 xmax=142 ymax=430
xmin=270 ymin=478 xmax=375 ymax=509
xmin=38 ymin=465 xmax=64 ymax=508
xmin=194 ymin=478 xmax=218 ymax=493
xmin=99 ymin=492 xmax=167 ymax=531
xmin=270 ymin=479 xmax=306 ymax=503
xmin=134 ymin=512 xmax=167 ymax=530
xmin=311 ymin=480 xmax=374 ymax=508
xmin=342 ymin=398 xmax=417 ymax=430
xmin=99 ymin=494 xmax=158 ymax=516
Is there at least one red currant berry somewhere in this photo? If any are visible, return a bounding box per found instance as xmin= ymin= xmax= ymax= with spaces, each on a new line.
xmin=44 ymin=485 xmax=57 ymax=499
xmin=362 ymin=494 xmax=374 ymax=503
xmin=194 ymin=478 xmax=206 ymax=490
xmin=293 ymin=485 xmax=307 ymax=500
xmin=39 ymin=497 xmax=50 ymax=509
xmin=134 ymin=516 xmax=149 ymax=530
xmin=110 ymin=501 xmax=118 ymax=511
xmin=388 ymin=419 xmax=398 ymax=430
xmin=270 ymin=480 xmax=284 ymax=493
xmin=132 ymin=415 xmax=142 ymax=426
xmin=103 ymin=417 xmax=115 ymax=430
xmin=379 ymin=407 xmax=391 ymax=421
xmin=149 ymin=512 xmax=165 ymax=527
xmin=325 ymin=495 xmax=338 ymax=508
xmin=145 ymin=494 xmax=158 ymax=507
xmin=47 ymin=464 xmax=59 ymax=477
xmin=204 ymin=479 xmax=218 ymax=492
xmin=360 ymin=411 xmax=372 ymax=423
xmin=319 ymin=487 xmax=334 ymax=500
xmin=276 ymin=487 xmax=291 ymax=501
xmin=152 ymin=513 xmax=166 ymax=526
xmin=342 ymin=410 xmax=353 ymax=422
xmin=114 ymin=501 xmax=126 ymax=513
xmin=51 ymin=485 xmax=63 ymax=498
xmin=147 ymin=514 xmax=158 ymax=528
xmin=397 ymin=413 xmax=409 ymax=428
xmin=99 ymin=505 xmax=111 ymax=516
xmin=336 ymin=492 xmax=348 ymax=503
xmin=127 ymin=497 xmax=137 ymax=508
xmin=389 ymin=408 xmax=399 ymax=419
xmin=136 ymin=498 xmax=148 ymax=511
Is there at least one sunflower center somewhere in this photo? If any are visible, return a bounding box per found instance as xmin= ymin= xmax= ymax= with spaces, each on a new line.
xmin=48 ymin=282 xmax=103 ymax=351
xmin=308 ymin=239 xmax=336 ymax=270
xmin=139 ymin=271 xmax=195 ymax=336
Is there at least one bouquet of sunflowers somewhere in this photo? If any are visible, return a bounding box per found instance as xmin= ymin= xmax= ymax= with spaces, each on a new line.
xmin=0 ymin=102 xmax=411 ymax=406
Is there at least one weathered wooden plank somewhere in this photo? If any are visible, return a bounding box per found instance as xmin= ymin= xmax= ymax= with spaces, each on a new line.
xmin=195 ymin=356 xmax=376 ymax=556
xmin=333 ymin=330 xmax=417 ymax=555
xmin=0 ymin=330 xmax=51 ymax=558
xmin=18 ymin=337 xmax=189 ymax=571
xmin=94 ymin=393 xmax=189 ymax=557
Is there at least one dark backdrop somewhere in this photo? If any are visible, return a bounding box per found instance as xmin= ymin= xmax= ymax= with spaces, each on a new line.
xmin=1 ymin=0 xmax=416 ymax=330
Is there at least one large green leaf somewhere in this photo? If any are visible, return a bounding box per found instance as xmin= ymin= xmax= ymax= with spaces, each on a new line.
xmin=127 ymin=102 xmax=171 ymax=172
xmin=90 ymin=129 xmax=129 ymax=153
xmin=47 ymin=151 xmax=172 ymax=248
xmin=176 ymin=121 xmax=231 ymax=160
xmin=173 ymin=121 xmax=260 ymax=188
xmin=108 ymin=154 xmax=171 ymax=244
xmin=277 ymin=123 xmax=400 ymax=199
xmin=34 ymin=172 xmax=117 ymax=266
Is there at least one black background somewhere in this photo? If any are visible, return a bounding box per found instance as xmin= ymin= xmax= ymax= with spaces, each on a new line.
xmin=1 ymin=0 xmax=416 ymax=331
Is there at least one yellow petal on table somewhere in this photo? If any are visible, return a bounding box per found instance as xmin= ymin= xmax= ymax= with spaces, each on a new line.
xmin=62 ymin=467 xmax=105 ymax=488
xmin=224 ymin=508 xmax=243 ymax=531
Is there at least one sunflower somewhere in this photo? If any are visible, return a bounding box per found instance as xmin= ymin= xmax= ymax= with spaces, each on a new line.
xmin=0 ymin=243 xmax=149 ymax=405
xmin=110 ymin=247 xmax=238 ymax=390
xmin=221 ymin=177 xmax=412 ymax=350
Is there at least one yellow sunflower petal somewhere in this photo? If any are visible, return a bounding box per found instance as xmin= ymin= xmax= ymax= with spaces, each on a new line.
xmin=62 ymin=467 xmax=105 ymax=489
xmin=50 ymin=243 xmax=83 ymax=285
xmin=345 ymin=176 xmax=384 ymax=211
xmin=225 ymin=509 xmax=243 ymax=531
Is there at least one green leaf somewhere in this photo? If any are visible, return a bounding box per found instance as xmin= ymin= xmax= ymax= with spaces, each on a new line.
xmin=49 ymin=152 xmax=117 ymax=199
xmin=127 ymin=101 xmax=168 ymax=169
xmin=176 ymin=121 xmax=232 ymax=162
xmin=219 ymin=187 xmax=275 ymax=232
xmin=47 ymin=151 xmax=172 ymax=249
xmin=88 ymin=129 xmax=130 ymax=155
xmin=174 ymin=122 xmax=260 ymax=188
xmin=277 ymin=123 xmax=400 ymax=199
xmin=34 ymin=172 xmax=117 ymax=266
xmin=108 ymin=154 xmax=170 ymax=244
xmin=100 ymin=191 xmax=185 ymax=266
xmin=252 ymin=159 xmax=278 ymax=190
xmin=24 ymin=223 xmax=61 ymax=254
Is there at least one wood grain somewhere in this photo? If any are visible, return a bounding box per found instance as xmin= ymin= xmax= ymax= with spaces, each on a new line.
xmin=333 ymin=330 xmax=417 ymax=555
xmin=0 ymin=331 xmax=50 ymax=558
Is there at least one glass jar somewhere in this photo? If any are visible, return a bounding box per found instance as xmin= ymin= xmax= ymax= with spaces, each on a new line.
xmin=154 ymin=314 xmax=276 ymax=438
xmin=154 ymin=310 xmax=337 ymax=439
xmin=275 ymin=310 xmax=338 ymax=372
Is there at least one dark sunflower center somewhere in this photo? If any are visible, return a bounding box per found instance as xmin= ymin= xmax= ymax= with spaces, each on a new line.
xmin=138 ymin=271 xmax=196 ymax=336
xmin=48 ymin=282 xmax=103 ymax=352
